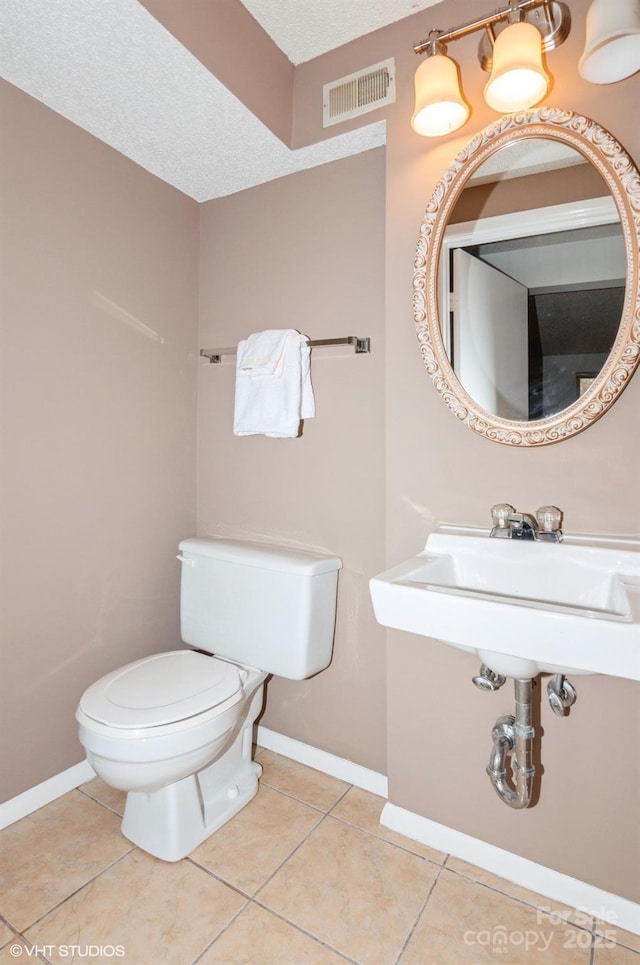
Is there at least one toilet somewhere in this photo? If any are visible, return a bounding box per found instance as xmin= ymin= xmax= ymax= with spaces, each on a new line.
xmin=76 ymin=537 xmax=342 ymax=861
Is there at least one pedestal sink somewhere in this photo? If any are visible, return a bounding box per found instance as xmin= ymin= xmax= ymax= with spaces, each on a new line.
xmin=369 ymin=526 xmax=640 ymax=680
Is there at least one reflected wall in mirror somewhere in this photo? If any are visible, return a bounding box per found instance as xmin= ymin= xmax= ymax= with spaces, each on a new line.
xmin=413 ymin=109 xmax=640 ymax=446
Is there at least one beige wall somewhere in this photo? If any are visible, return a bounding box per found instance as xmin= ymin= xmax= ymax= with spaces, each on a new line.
xmin=0 ymin=81 xmax=199 ymax=803
xmin=197 ymin=150 xmax=387 ymax=773
xmin=289 ymin=0 xmax=640 ymax=902
xmin=3 ymin=0 xmax=639 ymax=908
xmin=384 ymin=0 xmax=640 ymax=903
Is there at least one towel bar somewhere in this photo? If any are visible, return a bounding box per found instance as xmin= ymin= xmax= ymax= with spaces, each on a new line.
xmin=200 ymin=335 xmax=370 ymax=364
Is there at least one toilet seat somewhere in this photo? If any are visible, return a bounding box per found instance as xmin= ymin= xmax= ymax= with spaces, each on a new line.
xmin=79 ymin=650 xmax=243 ymax=730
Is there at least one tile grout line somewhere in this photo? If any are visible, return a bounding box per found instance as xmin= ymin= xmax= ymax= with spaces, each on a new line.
xmin=17 ymin=846 xmax=136 ymax=937
xmin=252 ymin=806 xmax=336 ymax=903
xmin=185 ymin=786 xmax=352 ymax=918
xmin=75 ymin=785 xmax=125 ymax=820
xmin=328 ymin=810 xmax=447 ymax=866
xmin=184 ymin=858 xmax=357 ymax=965
xmin=189 ymin=897 xmax=251 ymax=965
xmin=439 ymin=856 xmax=600 ymax=938
xmin=249 ymin=784 xmax=446 ymax=965
xmin=327 ymin=783 xmax=370 ymax=815
xmin=248 ymin=899 xmax=359 ymax=965
xmin=14 ymin=760 xmax=637 ymax=961
xmin=324 ymin=781 xmax=451 ymax=868
xmin=69 ymin=777 xmax=640 ymax=955
xmin=391 ymin=866 xmax=599 ymax=965
xmin=188 ymin=781 xmax=359 ymax=965
xmin=393 ymin=863 xmax=446 ymax=964
xmin=258 ymin=778 xmax=350 ymax=816
xmin=186 ymin=855 xmax=254 ymax=900
xmin=258 ymin=758 xmax=640 ymax=953
xmin=14 ymin=931 xmax=55 ymax=965
xmin=187 ymin=773 xmax=453 ymax=956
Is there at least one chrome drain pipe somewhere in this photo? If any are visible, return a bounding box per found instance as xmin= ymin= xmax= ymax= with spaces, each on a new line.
xmin=486 ymin=678 xmax=535 ymax=809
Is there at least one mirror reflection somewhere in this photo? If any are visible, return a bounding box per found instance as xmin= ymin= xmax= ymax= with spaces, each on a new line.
xmin=438 ymin=138 xmax=626 ymax=421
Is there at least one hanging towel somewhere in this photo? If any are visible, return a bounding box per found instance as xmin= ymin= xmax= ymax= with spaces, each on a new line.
xmin=233 ymin=329 xmax=315 ymax=438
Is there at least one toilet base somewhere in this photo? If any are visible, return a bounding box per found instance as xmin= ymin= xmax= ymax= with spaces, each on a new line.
xmin=120 ymin=684 xmax=265 ymax=861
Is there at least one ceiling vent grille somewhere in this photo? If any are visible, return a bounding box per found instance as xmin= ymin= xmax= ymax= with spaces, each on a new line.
xmin=323 ymin=58 xmax=395 ymax=127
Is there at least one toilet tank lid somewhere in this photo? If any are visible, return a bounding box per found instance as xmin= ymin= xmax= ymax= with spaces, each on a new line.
xmin=178 ymin=537 xmax=342 ymax=575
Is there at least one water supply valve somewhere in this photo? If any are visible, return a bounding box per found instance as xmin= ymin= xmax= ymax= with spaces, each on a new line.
xmin=547 ymin=674 xmax=577 ymax=716
xmin=472 ymin=664 xmax=507 ymax=691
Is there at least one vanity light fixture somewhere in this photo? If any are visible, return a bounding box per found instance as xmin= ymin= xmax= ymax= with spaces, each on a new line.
xmin=579 ymin=0 xmax=640 ymax=84
xmin=484 ymin=18 xmax=549 ymax=112
xmin=411 ymin=36 xmax=470 ymax=137
xmin=411 ymin=0 xmax=571 ymax=137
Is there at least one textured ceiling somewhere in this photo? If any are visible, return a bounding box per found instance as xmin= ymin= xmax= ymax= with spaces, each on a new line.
xmin=0 ymin=0 xmax=442 ymax=202
xmin=241 ymin=0 xmax=442 ymax=65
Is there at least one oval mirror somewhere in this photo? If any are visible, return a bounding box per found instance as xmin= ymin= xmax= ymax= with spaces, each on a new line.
xmin=413 ymin=108 xmax=640 ymax=446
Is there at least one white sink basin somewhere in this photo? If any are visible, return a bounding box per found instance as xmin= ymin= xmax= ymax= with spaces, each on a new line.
xmin=369 ymin=527 xmax=640 ymax=679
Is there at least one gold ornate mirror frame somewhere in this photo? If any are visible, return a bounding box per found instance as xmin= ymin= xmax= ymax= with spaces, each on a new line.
xmin=413 ymin=108 xmax=640 ymax=446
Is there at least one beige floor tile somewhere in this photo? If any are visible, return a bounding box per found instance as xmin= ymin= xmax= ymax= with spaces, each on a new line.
xmin=594 ymin=942 xmax=640 ymax=964
xmin=25 ymin=848 xmax=246 ymax=965
xmin=199 ymin=903 xmax=349 ymax=964
xmin=0 ymin=938 xmax=47 ymax=963
xmin=191 ymin=784 xmax=323 ymax=895
xmin=0 ymin=922 xmax=15 ymax=949
xmin=596 ymin=922 xmax=640 ymax=955
xmin=258 ymin=749 xmax=350 ymax=812
xmin=332 ymin=787 xmax=446 ymax=865
xmin=400 ymin=868 xmax=591 ymax=964
xmin=0 ymin=791 xmax=131 ymax=931
xmin=259 ymin=814 xmax=440 ymax=964
xmin=79 ymin=776 xmax=126 ymax=815
xmin=446 ymin=856 xmax=592 ymax=928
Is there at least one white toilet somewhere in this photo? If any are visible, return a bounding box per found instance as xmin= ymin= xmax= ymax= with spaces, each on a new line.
xmin=76 ymin=537 xmax=342 ymax=861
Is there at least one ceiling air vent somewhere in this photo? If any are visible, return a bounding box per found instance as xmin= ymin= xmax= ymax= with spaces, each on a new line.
xmin=323 ymin=58 xmax=395 ymax=127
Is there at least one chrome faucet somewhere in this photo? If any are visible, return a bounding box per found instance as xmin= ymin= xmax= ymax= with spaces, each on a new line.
xmin=490 ymin=504 xmax=563 ymax=542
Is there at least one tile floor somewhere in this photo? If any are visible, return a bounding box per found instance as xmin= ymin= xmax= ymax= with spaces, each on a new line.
xmin=1 ymin=748 xmax=638 ymax=964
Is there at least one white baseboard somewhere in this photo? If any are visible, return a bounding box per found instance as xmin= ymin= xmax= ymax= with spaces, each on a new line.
xmin=256 ymin=725 xmax=388 ymax=798
xmin=0 ymin=730 xmax=387 ymax=832
xmin=4 ymin=736 xmax=638 ymax=940
xmin=382 ymin=802 xmax=640 ymax=937
xmin=0 ymin=760 xmax=96 ymax=831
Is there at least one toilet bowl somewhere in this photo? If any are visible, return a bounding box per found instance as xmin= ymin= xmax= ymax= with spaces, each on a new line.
xmin=76 ymin=537 xmax=341 ymax=861
xmin=77 ymin=650 xmax=267 ymax=861
xmin=77 ymin=650 xmax=265 ymax=791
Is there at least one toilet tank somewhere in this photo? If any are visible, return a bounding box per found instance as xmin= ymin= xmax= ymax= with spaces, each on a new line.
xmin=177 ymin=537 xmax=342 ymax=680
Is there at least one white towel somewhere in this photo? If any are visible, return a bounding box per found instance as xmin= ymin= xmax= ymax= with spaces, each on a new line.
xmin=233 ymin=329 xmax=315 ymax=438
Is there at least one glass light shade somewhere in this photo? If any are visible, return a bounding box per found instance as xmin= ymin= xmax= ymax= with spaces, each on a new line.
xmin=484 ymin=21 xmax=549 ymax=113
xmin=579 ymin=0 xmax=640 ymax=84
xmin=411 ymin=53 xmax=469 ymax=137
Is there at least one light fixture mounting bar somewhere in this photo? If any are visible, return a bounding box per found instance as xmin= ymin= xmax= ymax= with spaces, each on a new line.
xmin=413 ymin=0 xmax=554 ymax=54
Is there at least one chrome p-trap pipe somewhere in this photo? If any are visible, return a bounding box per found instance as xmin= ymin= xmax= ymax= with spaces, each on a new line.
xmin=486 ymin=678 xmax=535 ymax=809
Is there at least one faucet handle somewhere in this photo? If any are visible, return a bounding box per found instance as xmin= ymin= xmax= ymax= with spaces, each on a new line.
xmin=490 ymin=503 xmax=515 ymax=530
xmin=536 ymin=505 xmax=563 ymax=537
